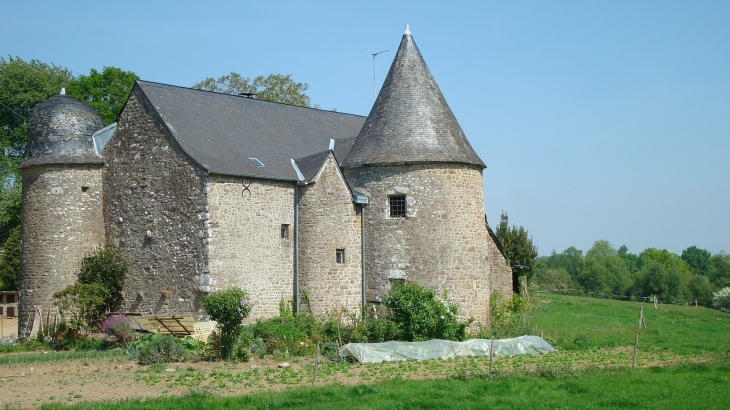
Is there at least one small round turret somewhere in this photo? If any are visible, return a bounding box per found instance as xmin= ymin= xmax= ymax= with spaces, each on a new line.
xmin=21 ymin=91 xmax=104 ymax=169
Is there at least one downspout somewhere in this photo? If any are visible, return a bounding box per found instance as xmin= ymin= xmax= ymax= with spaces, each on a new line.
xmin=361 ymin=203 xmax=366 ymax=315
xmin=294 ymin=184 xmax=300 ymax=314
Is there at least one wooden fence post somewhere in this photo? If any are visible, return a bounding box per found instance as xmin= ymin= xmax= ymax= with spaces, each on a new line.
xmin=489 ymin=336 xmax=495 ymax=373
xmin=638 ymin=306 xmax=646 ymax=329
xmin=312 ymin=342 xmax=320 ymax=386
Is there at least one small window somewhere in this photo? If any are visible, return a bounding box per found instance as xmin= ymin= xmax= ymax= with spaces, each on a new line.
xmin=6 ymin=306 xmax=14 ymax=317
xmin=281 ymin=224 xmax=290 ymax=240
xmin=81 ymin=186 xmax=89 ymax=193
xmin=0 ymin=306 xmax=3 ymax=316
xmin=336 ymin=249 xmax=345 ymax=264
xmin=389 ymin=278 xmax=405 ymax=287
xmin=389 ymin=195 xmax=406 ymax=218
xmin=5 ymin=294 xmax=14 ymax=304
xmin=249 ymin=157 xmax=265 ymax=167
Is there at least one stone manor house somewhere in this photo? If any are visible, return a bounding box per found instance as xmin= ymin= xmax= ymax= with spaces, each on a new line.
xmin=17 ymin=27 xmax=513 ymax=336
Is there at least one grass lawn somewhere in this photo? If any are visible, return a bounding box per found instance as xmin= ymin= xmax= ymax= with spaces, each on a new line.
xmin=531 ymin=293 xmax=730 ymax=354
xmin=41 ymin=362 xmax=730 ymax=409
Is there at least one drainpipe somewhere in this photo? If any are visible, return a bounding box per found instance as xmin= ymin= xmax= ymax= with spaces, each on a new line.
xmin=361 ymin=203 xmax=366 ymax=315
xmin=294 ymin=184 xmax=300 ymax=314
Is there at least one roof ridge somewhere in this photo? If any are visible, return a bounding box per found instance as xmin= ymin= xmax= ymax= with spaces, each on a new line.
xmin=136 ymin=80 xmax=365 ymax=119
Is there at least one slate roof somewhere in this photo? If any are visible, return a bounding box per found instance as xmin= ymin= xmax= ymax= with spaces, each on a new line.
xmin=137 ymin=81 xmax=366 ymax=180
xmin=342 ymin=30 xmax=485 ymax=169
xmin=21 ymin=94 xmax=105 ymax=168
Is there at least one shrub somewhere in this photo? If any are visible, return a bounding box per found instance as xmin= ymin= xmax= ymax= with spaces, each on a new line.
xmin=49 ymin=327 xmax=103 ymax=351
xmin=53 ymin=283 xmax=107 ymax=330
xmin=689 ymin=275 xmax=714 ymax=307
xmin=202 ymin=287 xmax=251 ymax=359
xmin=78 ymin=241 xmax=127 ymax=310
xmin=100 ymin=315 xmax=135 ymax=346
xmin=381 ymin=282 xmax=469 ymax=342
xmin=130 ymin=333 xmax=186 ymax=365
xmin=712 ymin=287 xmax=730 ymax=313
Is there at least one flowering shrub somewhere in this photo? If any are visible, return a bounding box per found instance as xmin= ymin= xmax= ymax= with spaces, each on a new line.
xmin=49 ymin=327 xmax=96 ymax=351
xmin=712 ymin=287 xmax=730 ymax=312
xmin=202 ymin=287 xmax=252 ymax=359
xmin=100 ymin=315 xmax=135 ymax=346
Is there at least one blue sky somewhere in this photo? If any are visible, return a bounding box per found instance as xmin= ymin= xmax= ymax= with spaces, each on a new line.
xmin=2 ymin=1 xmax=728 ymax=256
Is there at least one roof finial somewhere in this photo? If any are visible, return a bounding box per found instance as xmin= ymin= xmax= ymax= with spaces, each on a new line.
xmin=404 ymin=24 xmax=411 ymax=35
xmin=60 ymin=88 xmax=65 ymax=95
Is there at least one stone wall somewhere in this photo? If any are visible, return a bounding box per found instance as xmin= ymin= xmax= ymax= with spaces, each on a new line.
xmin=103 ymin=87 xmax=208 ymax=317
xmin=298 ymin=154 xmax=362 ymax=316
xmin=206 ymin=175 xmax=295 ymax=320
xmin=19 ymin=164 xmax=105 ymax=336
xmin=345 ymin=164 xmax=510 ymax=324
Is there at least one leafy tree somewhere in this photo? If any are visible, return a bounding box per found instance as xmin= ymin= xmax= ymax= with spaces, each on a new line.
xmin=0 ymin=227 xmax=20 ymax=290
xmin=634 ymin=261 xmax=689 ymax=303
xmin=193 ymin=73 xmax=314 ymax=108
xmin=0 ymin=185 xmax=20 ymax=243
xmin=708 ymin=252 xmax=730 ymax=289
xmin=681 ymin=246 xmax=711 ymax=276
xmin=0 ymin=56 xmax=74 ymax=183
xmin=638 ymin=248 xmax=691 ymax=285
xmin=586 ymin=240 xmax=618 ymax=259
xmin=202 ymin=287 xmax=252 ymax=359
xmin=66 ymin=66 xmax=139 ymax=125
xmin=77 ymin=242 xmax=127 ymax=311
xmin=495 ymin=212 xmax=538 ymax=279
xmin=688 ymin=275 xmax=714 ymax=307
xmin=617 ymin=245 xmax=640 ymax=275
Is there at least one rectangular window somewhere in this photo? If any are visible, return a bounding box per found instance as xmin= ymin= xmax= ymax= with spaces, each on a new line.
xmin=6 ymin=306 xmax=14 ymax=317
xmin=336 ymin=249 xmax=345 ymax=264
xmin=389 ymin=195 xmax=406 ymax=218
xmin=281 ymin=224 xmax=290 ymax=240
xmin=5 ymin=294 xmax=14 ymax=304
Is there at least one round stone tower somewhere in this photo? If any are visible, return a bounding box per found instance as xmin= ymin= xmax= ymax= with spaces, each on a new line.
xmin=342 ymin=26 xmax=505 ymax=323
xmin=18 ymin=90 xmax=106 ymax=336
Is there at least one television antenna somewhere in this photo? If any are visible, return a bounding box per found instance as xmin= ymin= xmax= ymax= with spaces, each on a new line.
xmin=372 ymin=49 xmax=390 ymax=101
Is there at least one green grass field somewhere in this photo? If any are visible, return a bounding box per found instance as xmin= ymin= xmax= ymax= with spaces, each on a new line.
xmin=27 ymin=294 xmax=730 ymax=409
xmin=531 ymin=293 xmax=730 ymax=354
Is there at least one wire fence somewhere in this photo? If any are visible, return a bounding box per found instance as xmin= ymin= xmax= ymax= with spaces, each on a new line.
xmin=532 ymin=288 xmax=699 ymax=308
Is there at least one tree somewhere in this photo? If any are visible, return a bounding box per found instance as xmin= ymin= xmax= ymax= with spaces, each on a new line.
xmin=193 ymin=73 xmax=314 ymax=107
xmin=638 ymin=248 xmax=691 ymax=285
xmin=66 ymin=66 xmax=139 ymax=125
xmin=495 ymin=211 xmax=538 ymax=293
xmin=682 ymin=246 xmax=711 ymax=276
xmin=0 ymin=227 xmax=20 ymax=290
xmin=586 ymin=240 xmax=617 ymax=259
xmin=77 ymin=242 xmax=127 ymax=311
xmin=688 ymin=275 xmax=714 ymax=307
xmin=0 ymin=184 xmax=20 ymax=243
xmin=708 ymin=252 xmax=730 ymax=289
xmin=617 ymin=245 xmax=640 ymax=275
xmin=202 ymin=287 xmax=251 ymax=359
xmin=634 ymin=261 xmax=689 ymax=303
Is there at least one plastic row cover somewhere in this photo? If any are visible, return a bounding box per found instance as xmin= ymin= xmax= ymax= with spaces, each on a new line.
xmin=339 ymin=336 xmax=554 ymax=363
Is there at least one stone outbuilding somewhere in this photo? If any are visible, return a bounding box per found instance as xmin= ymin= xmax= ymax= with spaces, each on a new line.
xmin=18 ymin=27 xmax=512 ymax=336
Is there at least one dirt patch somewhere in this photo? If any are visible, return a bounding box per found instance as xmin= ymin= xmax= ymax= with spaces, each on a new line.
xmin=0 ymin=347 xmax=715 ymax=409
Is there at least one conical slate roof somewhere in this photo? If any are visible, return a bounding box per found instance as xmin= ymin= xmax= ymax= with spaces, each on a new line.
xmin=20 ymin=92 xmax=104 ymax=168
xmin=342 ymin=26 xmax=485 ymax=169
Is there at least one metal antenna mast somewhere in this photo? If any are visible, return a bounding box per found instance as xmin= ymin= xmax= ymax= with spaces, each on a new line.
xmin=372 ymin=50 xmax=389 ymax=101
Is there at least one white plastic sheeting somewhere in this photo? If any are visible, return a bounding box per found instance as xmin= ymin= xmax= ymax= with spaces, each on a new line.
xmin=339 ymin=336 xmax=554 ymax=363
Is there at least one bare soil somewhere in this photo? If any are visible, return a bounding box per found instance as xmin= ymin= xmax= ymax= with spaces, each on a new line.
xmin=0 ymin=347 xmax=711 ymax=409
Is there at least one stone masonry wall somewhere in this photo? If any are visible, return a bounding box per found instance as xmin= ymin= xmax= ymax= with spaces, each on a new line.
xmin=345 ymin=164 xmax=510 ymax=324
xmin=206 ymin=175 xmax=294 ymax=321
xmin=103 ymin=88 xmax=209 ymax=317
xmin=298 ymin=155 xmax=362 ymax=316
xmin=19 ymin=164 xmax=105 ymax=336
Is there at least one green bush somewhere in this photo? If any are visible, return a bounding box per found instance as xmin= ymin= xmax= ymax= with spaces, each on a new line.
xmin=78 ymin=241 xmax=127 ymax=310
xmin=382 ymin=282 xmax=470 ymax=342
xmin=202 ymin=287 xmax=251 ymax=359
xmin=53 ymin=283 xmax=107 ymax=330
xmin=128 ymin=333 xmax=186 ymax=365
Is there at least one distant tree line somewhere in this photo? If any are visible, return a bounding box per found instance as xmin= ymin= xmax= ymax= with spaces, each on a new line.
xmin=532 ymin=241 xmax=729 ymax=307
